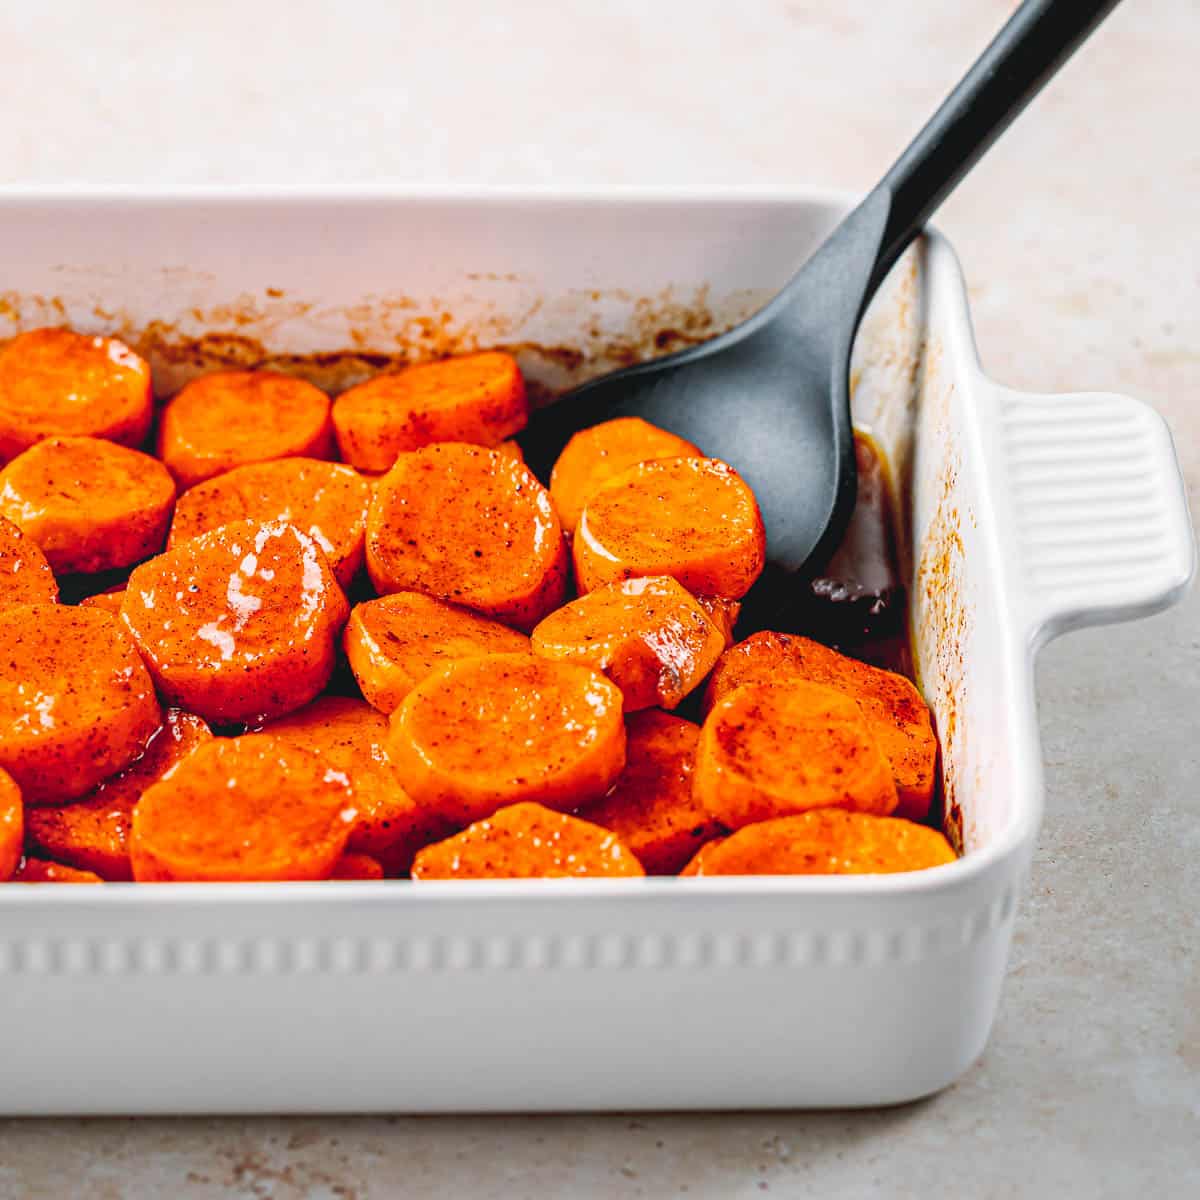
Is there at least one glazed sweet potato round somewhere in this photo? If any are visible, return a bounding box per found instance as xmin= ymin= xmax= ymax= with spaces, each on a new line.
xmin=412 ymin=802 xmax=645 ymax=880
xmin=365 ymin=442 xmax=567 ymax=631
xmin=683 ymin=809 xmax=956 ymax=876
xmin=344 ymin=591 xmax=531 ymax=715
xmin=158 ymin=370 xmax=333 ymax=489
xmin=694 ymin=681 xmax=899 ymax=830
xmin=25 ymin=708 xmax=212 ymax=881
xmin=120 ymin=518 xmax=349 ymax=724
xmin=130 ymin=734 xmax=357 ymax=882
xmin=0 ymin=515 xmax=57 ymax=608
xmin=0 ymin=327 xmax=153 ymax=463
xmin=573 ymin=456 xmax=766 ymax=598
xmin=0 ymin=436 xmax=175 ymax=574
xmin=584 ymin=711 xmax=722 ymax=875
xmin=0 ymin=767 xmax=22 ymax=881
xmin=531 ymin=575 xmax=725 ymax=711
xmin=549 ymin=416 xmax=701 ymax=534
xmin=332 ymin=351 xmax=529 ymax=472
xmin=388 ymin=653 xmax=626 ymax=826
xmin=0 ymin=604 xmax=160 ymax=803
xmin=169 ymin=457 xmax=370 ymax=589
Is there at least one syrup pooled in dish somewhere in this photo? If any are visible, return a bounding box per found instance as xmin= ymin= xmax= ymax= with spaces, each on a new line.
xmin=0 ymin=332 xmax=952 ymax=883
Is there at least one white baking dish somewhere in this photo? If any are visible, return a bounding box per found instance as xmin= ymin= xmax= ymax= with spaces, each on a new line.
xmin=0 ymin=189 xmax=1191 ymax=1114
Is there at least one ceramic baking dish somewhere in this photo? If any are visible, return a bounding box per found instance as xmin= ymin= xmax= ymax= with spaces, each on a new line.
xmin=0 ymin=189 xmax=1191 ymax=1114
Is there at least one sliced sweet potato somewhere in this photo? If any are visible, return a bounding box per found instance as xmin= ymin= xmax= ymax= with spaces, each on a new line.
xmin=584 ymin=711 xmax=722 ymax=875
xmin=549 ymin=416 xmax=701 ymax=534
xmin=365 ymin=442 xmax=567 ymax=631
xmin=574 ymin=456 xmax=765 ymax=599
xmin=344 ymin=591 xmax=530 ymax=714
xmin=0 ymin=767 xmax=21 ymax=880
xmin=121 ymin=518 xmax=349 ymax=724
xmin=695 ymin=681 xmax=898 ymax=830
xmin=10 ymin=857 xmax=103 ymax=883
xmin=0 ymin=327 xmax=152 ymax=463
xmin=25 ymin=708 xmax=212 ymax=881
xmin=683 ymin=810 xmax=956 ymax=876
xmin=330 ymin=852 xmax=385 ymax=881
xmin=388 ymin=653 xmax=625 ymax=825
xmin=0 ymin=515 xmax=57 ymax=608
xmin=129 ymin=733 xmax=356 ymax=882
xmin=258 ymin=694 xmax=451 ymax=875
xmin=169 ymin=457 xmax=370 ymax=589
xmin=702 ymin=632 xmax=936 ymax=821
xmin=531 ymin=576 xmax=725 ymax=711
xmin=158 ymin=370 xmax=333 ymax=489
xmin=411 ymin=801 xmax=645 ymax=880
xmin=678 ymin=837 xmax=726 ymax=876
xmin=79 ymin=588 xmax=126 ymax=613
xmin=0 ymin=436 xmax=175 ymax=574
xmin=332 ymin=352 xmax=528 ymax=471
xmin=0 ymin=604 xmax=160 ymax=803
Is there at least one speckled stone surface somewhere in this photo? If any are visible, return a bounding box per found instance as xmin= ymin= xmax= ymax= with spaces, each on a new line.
xmin=0 ymin=1 xmax=1196 ymax=1196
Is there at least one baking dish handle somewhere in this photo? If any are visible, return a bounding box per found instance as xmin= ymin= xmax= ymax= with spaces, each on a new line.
xmin=990 ymin=387 xmax=1195 ymax=648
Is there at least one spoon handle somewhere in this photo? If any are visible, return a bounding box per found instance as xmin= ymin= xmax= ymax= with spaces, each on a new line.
xmin=871 ymin=0 xmax=1122 ymax=288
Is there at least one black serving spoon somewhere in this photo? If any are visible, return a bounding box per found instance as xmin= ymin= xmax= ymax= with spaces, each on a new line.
xmin=522 ymin=0 xmax=1121 ymax=626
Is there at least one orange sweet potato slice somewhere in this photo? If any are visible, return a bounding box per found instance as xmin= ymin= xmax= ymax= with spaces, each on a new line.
xmin=121 ymin=518 xmax=349 ymax=724
xmin=678 ymin=837 xmax=726 ymax=876
xmin=0 ymin=767 xmax=22 ymax=880
xmin=0 ymin=327 xmax=152 ymax=463
xmin=684 ymin=809 xmax=956 ymax=876
xmin=574 ymin=456 xmax=765 ymax=599
xmin=344 ymin=591 xmax=530 ymax=714
xmin=702 ymin=632 xmax=936 ymax=821
xmin=169 ymin=457 xmax=370 ymax=589
xmin=531 ymin=576 xmax=725 ymax=711
xmin=584 ymin=710 xmax=722 ymax=875
xmin=129 ymin=733 xmax=356 ymax=882
xmin=332 ymin=352 xmax=528 ymax=472
xmin=0 ymin=515 xmax=57 ymax=608
xmin=411 ymin=801 xmax=645 ymax=880
xmin=694 ymin=681 xmax=898 ymax=830
xmin=258 ymin=694 xmax=452 ymax=875
xmin=329 ymin=852 xmax=385 ymax=881
xmin=365 ymin=442 xmax=567 ymax=631
xmin=549 ymin=416 xmax=701 ymax=534
xmin=24 ymin=708 xmax=212 ymax=881
xmin=10 ymin=857 xmax=103 ymax=883
xmin=0 ymin=604 xmax=160 ymax=803
xmin=0 ymin=436 xmax=175 ymax=574
xmin=388 ymin=653 xmax=626 ymax=825
xmin=158 ymin=370 xmax=333 ymax=489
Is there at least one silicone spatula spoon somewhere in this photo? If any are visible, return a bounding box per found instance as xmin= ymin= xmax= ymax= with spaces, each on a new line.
xmin=522 ymin=0 xmax=1122 ymax=625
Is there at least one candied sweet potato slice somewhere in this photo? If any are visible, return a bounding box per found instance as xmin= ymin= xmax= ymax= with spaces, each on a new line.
xmin=411 ymin=801 xmax=644 ymax=879
xmin=259 ymin=694 xmax=451 ymax=875
xmin=678 ymin=837 xmax=726 ymax=877
xmin=531 ymin=576 xmax=724 ymax=711
xmin=158 ymin=370 xmax=333 ymax=489
xmin=0 ymin=515 xmax=57 ymax=608
xmin=329 ymin=852 xmax=385 ymax=881
xmin=0 ymin=436 xmax=175 ymax=574
xmin=684 ymin=809 xmax=955 ymax=876
xmin=388 ymin=653 xmax=625 ymax=825
xmin=549 ymin=416 xmax=701 ymax=534
xmin=0 ymin=604 xmax=160 ymax=803
xmin=344 ymin=591 xmax=530 ymax=714
xmin=695 ymin=681 xmax=898 ymax=830
xmin=11 ymin=857 xmax=103 ymax=883
xmin=121 ymin=519 xmax=349 ymax=724
xmin=584 ymin=711 xmax=721 ymax=875
xmin=25 ymin=708 xmax=212 ymax=881
xmin=333 ymin=352 xmax=528 ymax=472
xmin=129 ymin=733 xmax=356 ymax=882
xmin=169 ymin=457 xmax=370 ymax=589
xmin=365 ymin=442 xmax=567 ymax=631
xmin=574 ymin=456 xmax=765 ymax=599
xmin=0 ymin=327 xmax=152 ymax=463
xmin=702 ymin=632 xmax=936 ymax=821
xmin=0 ymin=767 xmax=21 ymax=880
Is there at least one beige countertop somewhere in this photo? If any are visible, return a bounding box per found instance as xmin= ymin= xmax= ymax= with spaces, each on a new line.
xmin=0 ymin=1 xmax=1196 ymax=1195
